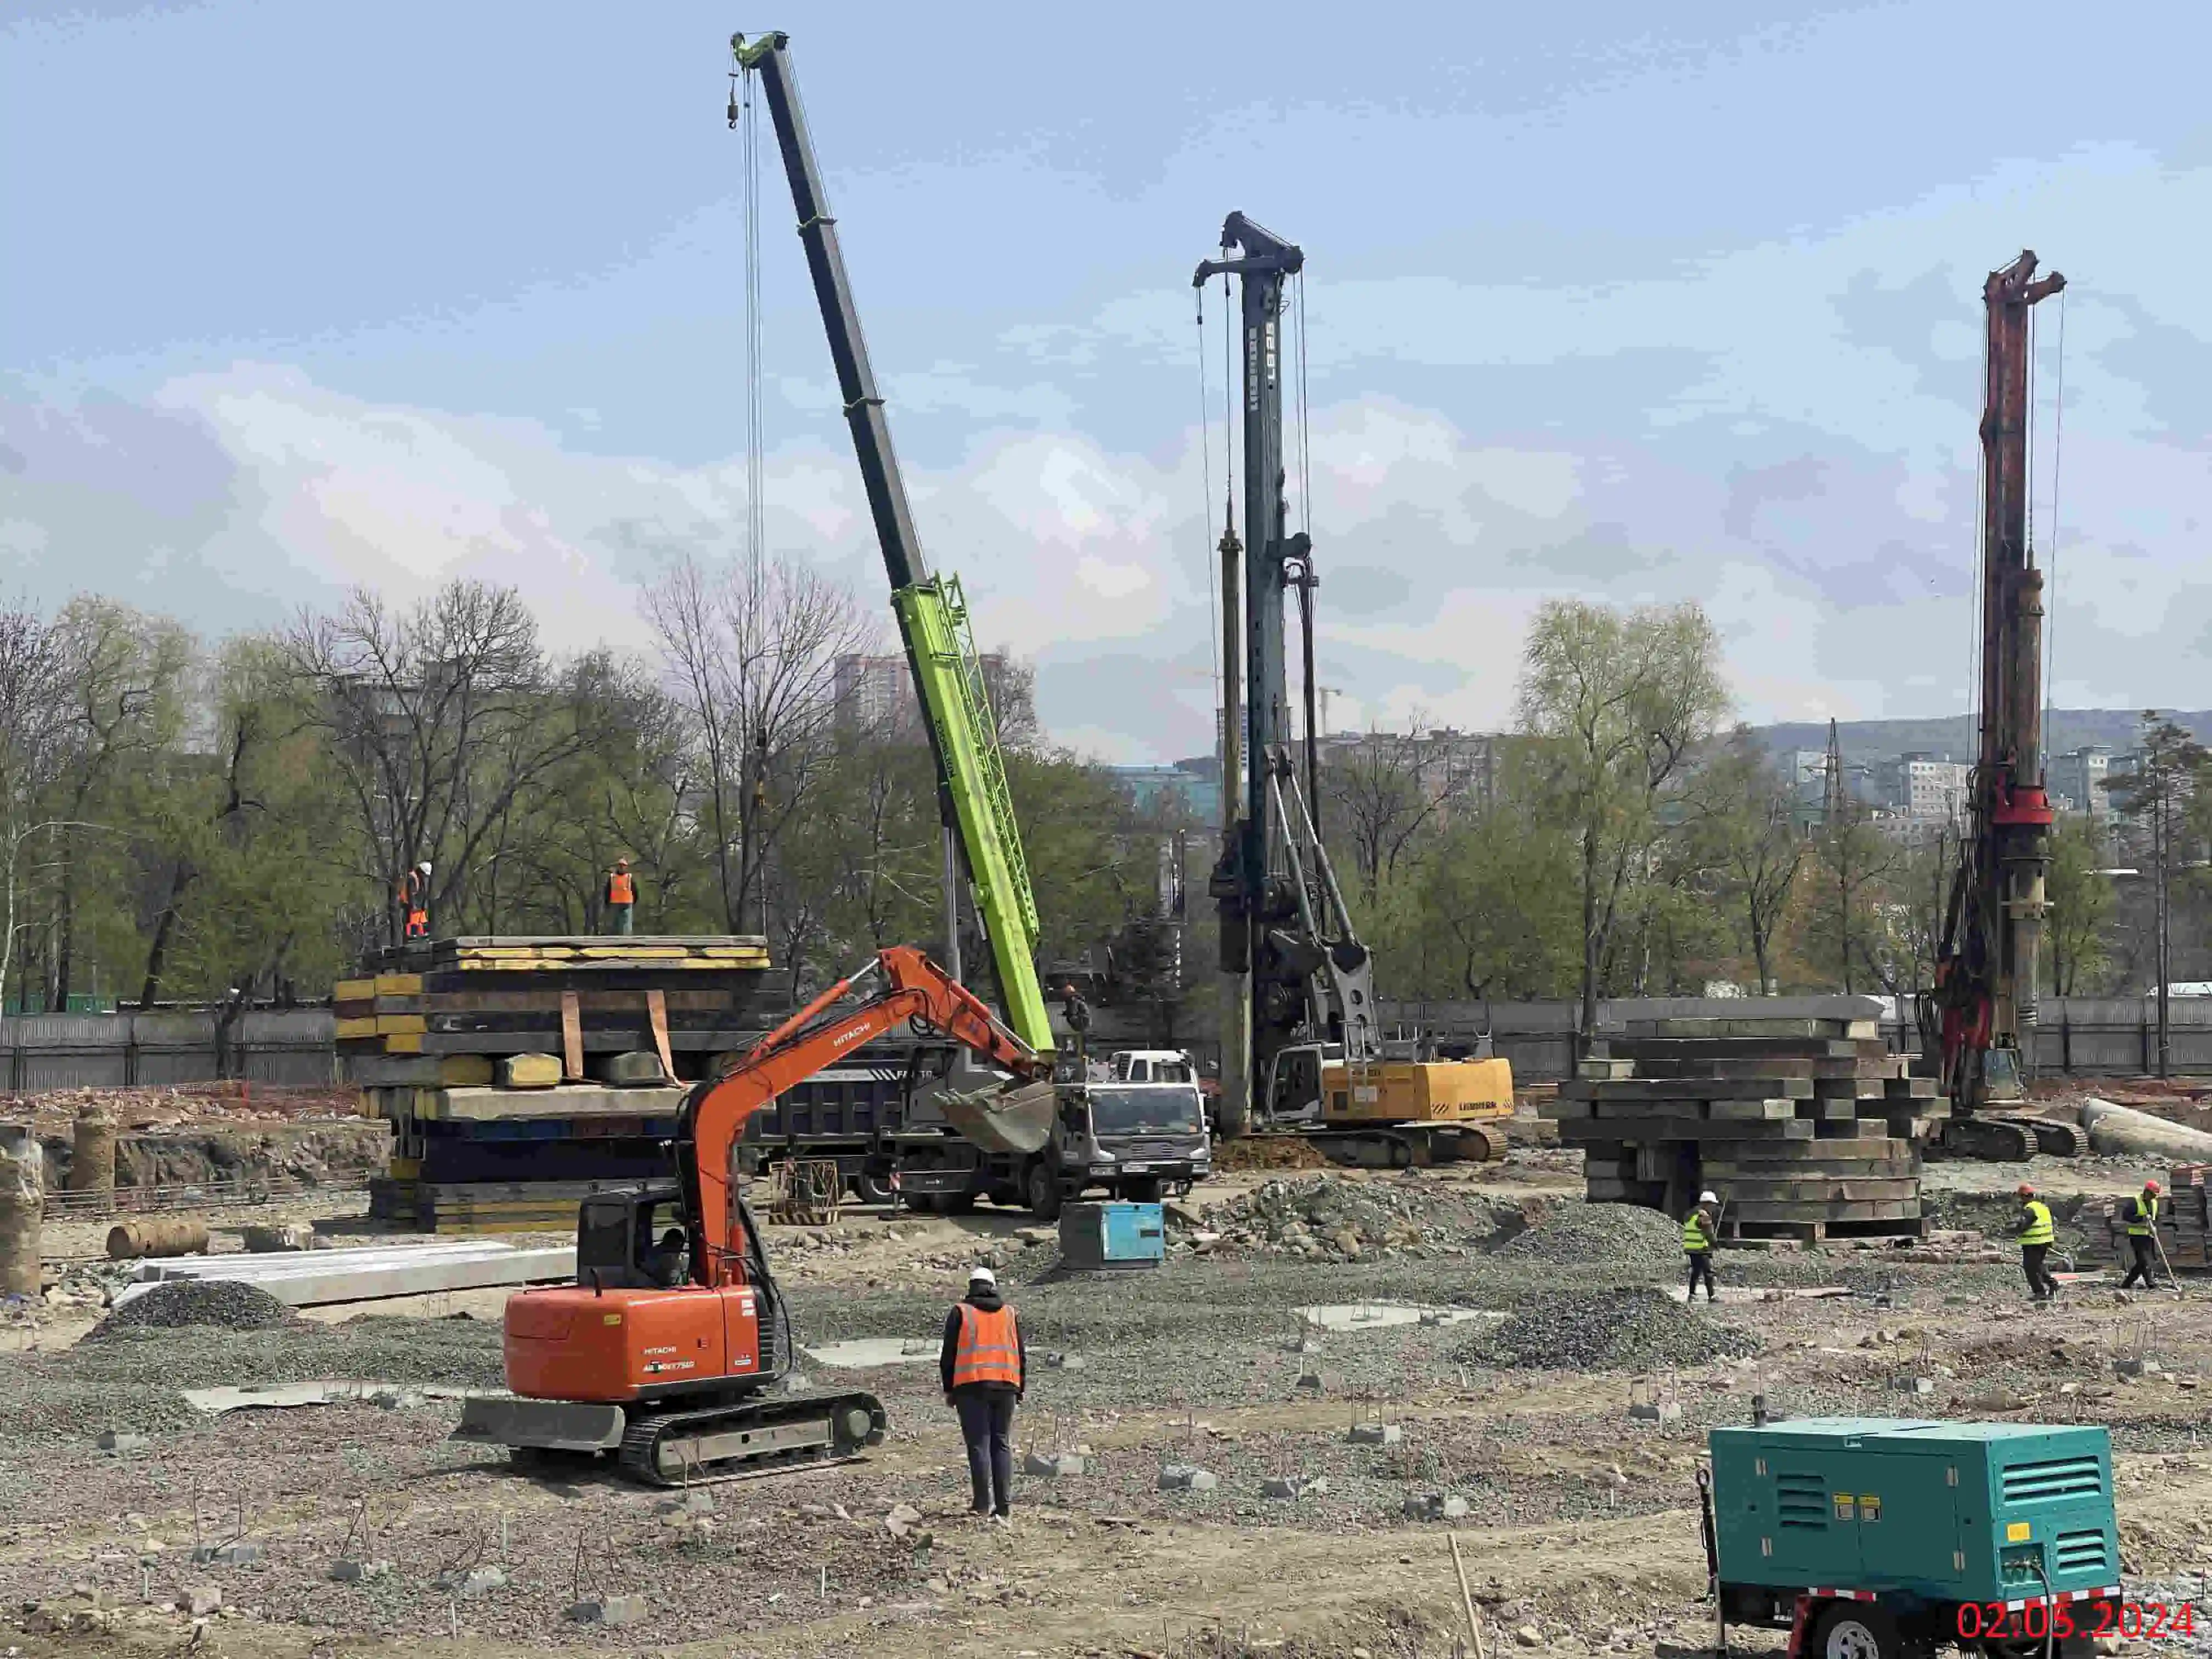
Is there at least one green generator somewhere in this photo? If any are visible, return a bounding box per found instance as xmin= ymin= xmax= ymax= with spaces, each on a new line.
xmin=1707 ymin=1418 xmax=2120 ymax=1658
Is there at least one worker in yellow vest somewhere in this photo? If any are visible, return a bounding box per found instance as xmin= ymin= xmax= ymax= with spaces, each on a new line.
xmin=1683 ymin=1189 xmax=1720 ymax=1303
xmin=939 ymin=1266 xmax=1025 ymax=1522
xmin=2014 ymin=1181 xmax=2060 ymax=1302
xmin=2119 ymin=1178 xmax=2164 ymax=1290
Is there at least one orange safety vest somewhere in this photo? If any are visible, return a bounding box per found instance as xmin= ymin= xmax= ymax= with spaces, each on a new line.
xmin=951 ymin=1303 xmax=1020 ymax=1389
xmin=607 ymin=871 xmax=636 ymax=905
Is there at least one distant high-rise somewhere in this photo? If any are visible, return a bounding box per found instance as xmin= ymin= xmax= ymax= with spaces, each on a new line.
xmin=2046 ymin=746 xmax=2113 ymax=820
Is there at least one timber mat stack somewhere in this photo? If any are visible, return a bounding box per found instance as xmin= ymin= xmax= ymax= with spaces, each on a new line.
xmin=1541 ymin=998 xmax=1939 ymax=1242
xmin=340 ymin=936 xmax=780 ymax=1233
xmin=2102 ymin=1163 xmax=2212 ymax=1270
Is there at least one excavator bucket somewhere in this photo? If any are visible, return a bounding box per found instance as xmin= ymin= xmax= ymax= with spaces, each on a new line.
xmin=935 ymin=1077 xmax=1057 ymax=1156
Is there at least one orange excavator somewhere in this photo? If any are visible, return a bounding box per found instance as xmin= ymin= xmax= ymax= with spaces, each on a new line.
xmin=458 ymin=946 xmax=1048 ymax=1485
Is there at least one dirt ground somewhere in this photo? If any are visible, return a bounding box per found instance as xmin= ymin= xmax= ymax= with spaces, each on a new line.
xmin=5 ymin=1129 xmax=2212 ymax=1659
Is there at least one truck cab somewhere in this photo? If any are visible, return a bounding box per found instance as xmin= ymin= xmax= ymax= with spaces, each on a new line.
xmin=1109 ymin=1049 xmax=1198 ymax=1085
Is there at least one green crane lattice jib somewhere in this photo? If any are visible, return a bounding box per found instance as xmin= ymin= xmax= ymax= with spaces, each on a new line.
xmin=893 ymin=577 xmax=1051 ymax=1052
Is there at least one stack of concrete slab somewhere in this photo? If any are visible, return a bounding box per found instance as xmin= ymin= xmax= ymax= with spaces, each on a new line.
xmin=341 ymin=936 xmax=780 ymax=1232
xmin=1543 ymin=999 xmax=1936 ymax=1242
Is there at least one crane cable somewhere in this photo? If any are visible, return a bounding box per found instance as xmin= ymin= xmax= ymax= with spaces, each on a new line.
xmin=2042 ymin=289 xmax=2068 ymax=768
xmin=1198 ymin=268 xmax=1219 ymax=718
xmin=740 ymin=59 xmax=766 ymax=575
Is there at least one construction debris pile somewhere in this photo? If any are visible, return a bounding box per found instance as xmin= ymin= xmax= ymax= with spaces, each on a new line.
xmin=343 ymin=936 xmax=777 ymax=1233
xmin=1463 ymin=1286 xmax=1763 ymax=1371
xmin=1544 ymin=1001 xmax=1934 ymax=1242
xmin=1179 ymin=1176 xmax=1499 ymax=1260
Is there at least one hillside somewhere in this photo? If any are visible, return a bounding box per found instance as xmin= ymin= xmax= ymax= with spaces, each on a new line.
xmin=1751 ymin=709 xmax=2212 ymax=765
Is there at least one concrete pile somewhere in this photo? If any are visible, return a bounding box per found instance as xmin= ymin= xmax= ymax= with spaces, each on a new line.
xmin=1542 ymin=1000 xmax=1931 ymax=1242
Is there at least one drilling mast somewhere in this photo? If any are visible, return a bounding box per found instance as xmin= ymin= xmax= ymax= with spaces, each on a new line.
xmin=1931 ymin=250 xmax=2066 ymax=1144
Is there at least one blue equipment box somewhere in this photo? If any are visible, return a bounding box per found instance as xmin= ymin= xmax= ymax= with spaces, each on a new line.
xmin=1711 ymin=1418 xmax=2119 ymax=1605
xmin=1058 ymin=1201 xmax=1165 ymax=1269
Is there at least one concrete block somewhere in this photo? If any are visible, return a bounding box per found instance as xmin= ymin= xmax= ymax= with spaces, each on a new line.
xmin=242 ymin=1223 xmax=317 ymax=1252
xmin=179 ymin=1586 xmax=222 ymax=1617
xmin=567 ymin=1595 xmax=648 ymax=1627
xmin=1158 ymin=1464 xmax=1218 ymax=1492
xmin=330 ymin=1559 xmax=392 ymax=1583
xmin=1404 ymin=1492 xmax=1470 ymax=1520
xmin=1295 ymin=1368 xmax=1341 ymax=1394
xmin=591 ymin=1049 xmax=665 ymax=1087
xmin=96 ymin=1431 xmax=149 ymax=1453
xmin=1889 ymin=1375 xmax=1936 ymax=1396
xmin=1626 ymin=1402 xmax=1681 ymax=1423
xmin=1262 ymin=1474 xmax=1327 ymax=1500
xmin=368 ymin=1387 xmax=427 ymax=1410
xmin=438 ymin=1565 xmax=506 ymax=1599
xmin=191 ymin=1541 xmax=262 ymax=1565
xmin=496 ymin=1053 xmax=562 ymax=1089
xmin=1022 ymin=1451 xmax=1085 ymax=1477
xmin=1347 ymin=1423 xmax=1402 ymax=1447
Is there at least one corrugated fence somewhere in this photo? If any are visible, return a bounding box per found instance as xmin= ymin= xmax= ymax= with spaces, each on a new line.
xmin=2 ymin=997 xmax=2207 ymax=1092
xmin=0 ymin=1009 xmax=335 ymax=1090
xmin=1379 ymin=996 xmax=2212 ymax=1084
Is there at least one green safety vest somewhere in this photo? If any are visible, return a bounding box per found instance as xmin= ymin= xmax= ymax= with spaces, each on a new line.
xmin=2018 ymin=1200 xmax=2054 ymax=1246
xmin=1683 ymin=1210 xmax=1714 ymax=1252
xmin=2127 ymin=1194 xmax=2159 ymax=1237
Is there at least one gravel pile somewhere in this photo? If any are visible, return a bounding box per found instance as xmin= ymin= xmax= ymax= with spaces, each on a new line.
xmin=1462 ymin=1286 xmax=1762 ymax=1372
xmin=1183 ymin=1176 xmax=1496 ymax=1261
xmin=1 ymin=1312 xmax=505 ymax=1441
xmin=1493 ymin=1200 xmax=1683 ymax=1267
xmin=83 ymin=1278 xmax=299 ymax=1338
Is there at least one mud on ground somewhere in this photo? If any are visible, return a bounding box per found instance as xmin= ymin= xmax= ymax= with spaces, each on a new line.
xmin=6 ymin=1154 xmax=2212 ymax=1659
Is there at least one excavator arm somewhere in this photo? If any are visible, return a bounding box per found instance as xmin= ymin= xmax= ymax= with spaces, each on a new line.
xmin=677 ymin=945 xmax=1043 ymax=1282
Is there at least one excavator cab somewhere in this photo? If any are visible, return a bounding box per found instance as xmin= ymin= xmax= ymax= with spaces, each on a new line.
xmin=575 ymin=1187 xmax=691 ymax=1291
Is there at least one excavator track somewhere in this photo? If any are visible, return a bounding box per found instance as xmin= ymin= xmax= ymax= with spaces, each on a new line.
xmin=616 ymin=1389 xmax=888 ymax=1487
xmin=1311 ymin=1120 xmax=1508 ymax=1169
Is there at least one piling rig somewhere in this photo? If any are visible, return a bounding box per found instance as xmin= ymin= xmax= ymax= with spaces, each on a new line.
xmin=1925 ymin=250 xmax=2076 ymax=1160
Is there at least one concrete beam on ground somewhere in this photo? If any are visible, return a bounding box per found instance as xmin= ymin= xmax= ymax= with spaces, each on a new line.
xmin=119 ymin=1241 xmax=576 ymax=1307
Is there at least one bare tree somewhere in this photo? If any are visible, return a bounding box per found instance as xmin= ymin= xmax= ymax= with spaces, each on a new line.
xmin=282 ymin=581 xmax=595 ymax=939
xmin=0 ymin=606 xmax=70 ymax=1003
xmin=1689 ymin=729 xmax=1809 ymax=994
xmin=641 ymin=551 xmax=873 ymax=936
xmin=47 ymin=599 xmax=194 ymax=1003
xmin=1319 ymin=717 xmax=1461 ymax=901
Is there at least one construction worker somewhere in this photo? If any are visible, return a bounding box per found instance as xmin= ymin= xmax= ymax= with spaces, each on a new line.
xmin=645 ymin=1226 xmax=687 ymax=1288
xmin=2015 ymin=1181 xmax=2061 ymax=1302
xmin=397 ymin=862 xmax=431 ymax=940
xmin=603 ymin=857 xmax=636 ymax=936
xmin=939 ymin=1265 xmax=1025 ymax=1523
xmin=1683 ymin=1189 xmax=1720 ymax=1303
xmin=2120 ymin=1178 xmax=2164 ymax=1290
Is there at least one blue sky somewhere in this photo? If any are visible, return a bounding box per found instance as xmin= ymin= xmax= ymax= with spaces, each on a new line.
xmin=7 ymin=1 xmax=2212 ymax=761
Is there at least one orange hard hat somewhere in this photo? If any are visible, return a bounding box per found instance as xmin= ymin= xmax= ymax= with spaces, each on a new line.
xmin=2146 ymin=1178 xmax=2163 ymax=1194
xmin=2016 ymin=1182 xmax=2036 ymax=1196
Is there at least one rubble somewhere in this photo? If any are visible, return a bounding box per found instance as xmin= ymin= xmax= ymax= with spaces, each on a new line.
xmin=86 ymin=1277 xmax=299 ymax=1336
xmin=1177 ymin=1176 xmax=1498 ymax=1261
xmin=1463 ymin=1286 xmax=1763 ymax=1372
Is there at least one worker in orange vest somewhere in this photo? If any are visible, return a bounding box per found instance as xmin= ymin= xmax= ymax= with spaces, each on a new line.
xmin=603 ymin=858 xmax=637 ymax=936
xmin=397 ymin=862 xmax=431 ymax=940
xmin=939 ymin=1265 xmax=1025 ymax=1522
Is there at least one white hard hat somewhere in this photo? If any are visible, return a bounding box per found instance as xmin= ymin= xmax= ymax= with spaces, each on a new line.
xmin=417 ymin=861 xmax=432 ymax=874
xmin=1699 ymin=1190 xmax=1718 ymax=1204
xmin=968 ymin=1266 xmax=997 ymax=1288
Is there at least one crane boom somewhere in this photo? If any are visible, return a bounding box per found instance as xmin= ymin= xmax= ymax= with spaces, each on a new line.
xmin=730 ymin=32 xmax=1053 ymax=1052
